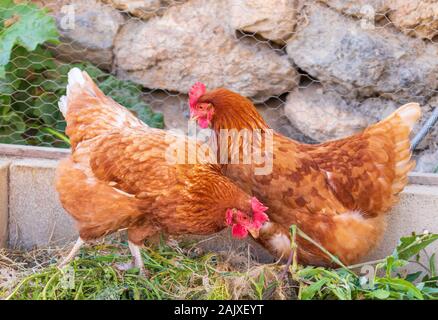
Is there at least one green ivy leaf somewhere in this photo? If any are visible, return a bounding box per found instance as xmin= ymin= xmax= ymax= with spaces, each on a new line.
xmin=0 ymin=0 xmax=163 ymax=147
xmin=0 ymin=73 xmax=14 ymax=94
xmin=0 ymin=103 xmax=26 ymax=143
xmin=0 ymin=0 xmax=59 ymax=77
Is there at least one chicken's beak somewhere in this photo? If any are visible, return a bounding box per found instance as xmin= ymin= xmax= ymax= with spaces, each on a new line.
xmin=248 ymin=227 xmax=260 ymax=239
xmin=190 ymin=114 xmax=199 ymax=122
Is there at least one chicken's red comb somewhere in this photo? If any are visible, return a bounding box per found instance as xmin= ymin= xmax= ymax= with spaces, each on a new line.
xmin=251 ymin=197 xmax=269 ymax=227
xmin=189 ymin=82 xmax=206 ymax=110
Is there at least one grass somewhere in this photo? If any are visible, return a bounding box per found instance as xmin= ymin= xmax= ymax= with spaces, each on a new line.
xmin=1 ymin=229 xmax=438 ymax=300
xmin=0 ymin=238 xmax=289 ymax=300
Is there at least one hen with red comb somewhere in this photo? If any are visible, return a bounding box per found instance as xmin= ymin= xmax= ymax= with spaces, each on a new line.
xmin=185 ymin=82 xmax=421 ymax=268
xmin=55 ymin=68 xmax=270 ymax=276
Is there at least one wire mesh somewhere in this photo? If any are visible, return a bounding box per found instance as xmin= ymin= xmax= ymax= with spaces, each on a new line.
xmin=1 ymin=0 xmax=438 ymax=171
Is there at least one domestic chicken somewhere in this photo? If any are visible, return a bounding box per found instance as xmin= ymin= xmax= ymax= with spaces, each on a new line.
xmin=188 ymin=83 xmax=421 ymax=266
xmin=55 ymin=69 xmax=269 ymax=275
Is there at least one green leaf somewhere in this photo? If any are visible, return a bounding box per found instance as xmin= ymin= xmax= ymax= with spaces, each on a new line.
xmin=368 ymin=289 xmax=390 ymax=300
xmin=376 ymin=278 xmax=424 ymax=300
xmin=405 ymin=271 xmax=423 ymax=283
xmin=430 ymin=253 xmax=436 ymax=277
xmin=385 ymin=255 xmax=395 ymax=277
xmin=0 ymin=0 xmax=59 ymax=77
xmin=393 ymin=233 xmax=438 ymax=261
xmin=0 ymin=0 xmax=165 ymax=147
xmin=0 ymin=103 xmax=26 ymax=143
xmin=421 ymin=286 xmax=438 ymax=296
xmin=0 ymin=73 xmax=14 ymax=94
xmin=300 ymin=279 xmax=329 ymax=300
xmin=10 ymin=45 xmax=55 ymax=72
xmin=332 ymin=288 xmax=350 ymax=300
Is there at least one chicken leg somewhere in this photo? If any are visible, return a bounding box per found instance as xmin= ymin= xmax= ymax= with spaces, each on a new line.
xmin=58 ymin=237 xmax=84 ymax=268
xmin=115 ymin=241 xmax=147 ymax=276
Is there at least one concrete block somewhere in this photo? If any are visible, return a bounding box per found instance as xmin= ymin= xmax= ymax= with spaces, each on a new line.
xmin=362 ymin=184 xmax=438 ymax=275
xmin=0 ymin=160 xmax=9 ymax=248
xmin=367 ymin=184 xmax=438 ymax=260
xmin=8 ymin=159 xmax=77 ymax=249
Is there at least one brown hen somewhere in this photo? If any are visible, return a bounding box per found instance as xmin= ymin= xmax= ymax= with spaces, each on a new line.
xmin=189 ymin=84 xmax=421 ymax=266
xmin=55 ymin=69 xmax=268 ymax=275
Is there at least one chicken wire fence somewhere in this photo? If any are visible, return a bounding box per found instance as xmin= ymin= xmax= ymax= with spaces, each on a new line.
xmin=1 ymin=0 xmax=438 ymax=171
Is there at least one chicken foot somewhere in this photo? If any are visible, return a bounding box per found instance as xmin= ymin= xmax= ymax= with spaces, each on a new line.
xmin=58 ymin=237 xmax=147 ymax=276
xmin=115 ymin=241 xmax=148 ymax=277
xmin=58 ymin=237 xmax=84 ymax=268
xmin=279 ymin=248 xmax=294 ymax=280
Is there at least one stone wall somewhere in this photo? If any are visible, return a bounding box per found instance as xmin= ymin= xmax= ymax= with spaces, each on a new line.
xmin=34 ymin=0 xmax=438 ymax=171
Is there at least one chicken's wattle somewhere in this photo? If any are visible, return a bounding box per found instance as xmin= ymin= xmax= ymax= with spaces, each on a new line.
xmin=198 ymin=117 xmax=210 ymax=129
xmin=231 ymin=223 xmax=248 ymax=238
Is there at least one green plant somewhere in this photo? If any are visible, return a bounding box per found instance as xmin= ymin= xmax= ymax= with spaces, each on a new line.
xmin=0 ymin=0 xmax=59 ymax=77
xmin=2 ymin=241 xmax=270 ymax=300
xmin=293 ymin=228 xmax=438 ymax=300
xmin=0 ymin=0 xmax=60 ymax=145
xmin=0 ymin=0 xmax=163 ymax=148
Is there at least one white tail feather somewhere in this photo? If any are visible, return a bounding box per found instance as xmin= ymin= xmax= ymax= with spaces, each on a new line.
xmin=394 ymin=102 xmax=421 ymax=130
xmin=68 ymin=67 xmax=85 ymax=86
xmin=58 ymin=96 xmax=67 ymax=117
xmin=58 ymin=67 xmax=86 ymax=117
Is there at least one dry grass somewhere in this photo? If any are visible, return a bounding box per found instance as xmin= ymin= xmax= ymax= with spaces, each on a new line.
xmin=0 ymin=238 xmax=292 ymax=300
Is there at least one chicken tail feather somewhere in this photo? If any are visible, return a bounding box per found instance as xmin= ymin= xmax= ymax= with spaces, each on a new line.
xmin=59 ymin=67 xmax=145 ymax=149
xmin=393 ymin=102 xmax=422 ymax=131
xmin=369 ymin=102 xmax=421 ymax=196
xmin=58 ymin=67 xmax=87 ymax=117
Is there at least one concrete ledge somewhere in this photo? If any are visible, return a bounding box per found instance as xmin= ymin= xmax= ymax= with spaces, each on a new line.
xmin=408 ymin=172 xmax=438 ymax=186
xmin=0 ymin=143 xmax=69 ymax=160
xmin=366 ymin=184 xmax=438 ymax=261
xmin=8 ymin=159 xmax=76 ymax=249
xmin=0 ymin=160 xmax=9 ymax=248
